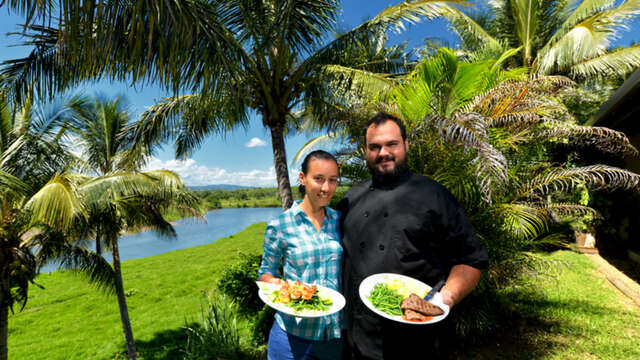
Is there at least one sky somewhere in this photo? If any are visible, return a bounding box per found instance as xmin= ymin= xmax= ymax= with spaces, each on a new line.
xmin=1 ymin=1 xmax=639 ymax=187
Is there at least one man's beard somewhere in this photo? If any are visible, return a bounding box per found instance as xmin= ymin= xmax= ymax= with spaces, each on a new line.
xmin=367 ymin=155 xmax=409 ymax=184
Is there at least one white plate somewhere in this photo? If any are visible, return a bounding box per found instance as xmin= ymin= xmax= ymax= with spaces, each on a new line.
xmin=358 ymin=273 xmax=450 ymax=325
xmin=256 ymin=281 xmax=345 ymax=318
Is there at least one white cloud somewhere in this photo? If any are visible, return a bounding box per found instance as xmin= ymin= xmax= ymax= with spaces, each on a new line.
xmin=143 ymin=157 xmax=298 ymax=188
xmin=245 ymin=137 xmax=267 ymax=148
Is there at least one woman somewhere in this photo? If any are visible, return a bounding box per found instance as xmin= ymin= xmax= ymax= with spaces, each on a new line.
xmin=258 ymin=150 xmax=343 ymax=360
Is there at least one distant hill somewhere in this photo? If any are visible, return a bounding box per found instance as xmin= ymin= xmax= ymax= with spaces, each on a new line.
xmin=188 ymin=184 xmax=256 ymax=191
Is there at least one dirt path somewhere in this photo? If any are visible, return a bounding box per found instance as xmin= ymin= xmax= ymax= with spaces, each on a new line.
xmin=583 ymin=251 xmax=640 ymax=309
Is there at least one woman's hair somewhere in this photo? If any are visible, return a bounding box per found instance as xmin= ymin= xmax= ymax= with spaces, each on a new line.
xmin=299 ymin=150 xmax=338 ymax=196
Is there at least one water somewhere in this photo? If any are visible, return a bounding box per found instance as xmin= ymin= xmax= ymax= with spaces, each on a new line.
xmin=40 ymin=207 xmax=282 ymax=273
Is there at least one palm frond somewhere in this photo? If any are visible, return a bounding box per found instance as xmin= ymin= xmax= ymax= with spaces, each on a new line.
xmin=0 ymin=167 xmax=30 ymax=196
xmin=569 ymin=43 xmax=640 ymax=78
xmin=25 ymin=171 xmax=85 ymax=230
xmin=28 ymin=229 xmax=116 ymax=293
xmin=540 ymin=119 xmax=638 ymax=156
xmin=532 ymin=202 xmax=601 ymax=218
xmin=0 ymin=0 xmax=55 ymax=25
xmin=268 ymin=0 xmax=338 ymax=54
xmin=498 ymin=202 xmax=549 ymax=239
xmin=322 ymin=65 xmax=399 ymax=98
xmin=514 ymin=165 xmax=640 ymax=201
xmin=442 ymin=7 xmax=501 ymax=49
xmin=425 ymin=113 xmax=508 ymax=203
xmin=551 ymin=0 xmax=615 ymax=40
xmin=133 ymin=94 xmax=248 ymax=159
xmin=301 ymin=0 xmax=467 ymax=76
xmin=535 ymin=0 xmax=640 ymax=75
xmin=510 ymin=0 xmax=540 ymax=66
xmin=292 ymin=133 xmax=342 ymax=165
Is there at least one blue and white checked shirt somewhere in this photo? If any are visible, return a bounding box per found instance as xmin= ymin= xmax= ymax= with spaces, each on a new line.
xmin=258 ymin=200 xmax=344 ymax=340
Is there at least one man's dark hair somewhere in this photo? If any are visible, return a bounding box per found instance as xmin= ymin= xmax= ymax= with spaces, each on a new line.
xmin=364 ymin=112 xmax=407 ymax=141
xmin=299 ymin=150 xmax=339 ymax=196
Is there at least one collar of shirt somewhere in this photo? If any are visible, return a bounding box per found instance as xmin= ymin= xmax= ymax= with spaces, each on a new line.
xmin=290 ymin=200 xmax=340 ymax=226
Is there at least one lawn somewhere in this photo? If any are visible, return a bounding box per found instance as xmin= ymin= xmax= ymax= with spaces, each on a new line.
xmin=8 ymin=222 xmax=267 ymax=360
xmin=9 ymin=223 xmax=640 ymax=360
xmin=455 ymin=251 xmax=640 ymax=360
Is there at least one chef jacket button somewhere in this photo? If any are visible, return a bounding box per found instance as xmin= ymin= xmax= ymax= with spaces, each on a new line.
xmin=364 ymin=211 xmax=369 ymax=217
xmin=379 ymin=244 xmax=385 ymax=251
xmin=360 ymin=242 xmax=365 ymax=249
xmin=383 ymin=212 xmax=388 ymax=217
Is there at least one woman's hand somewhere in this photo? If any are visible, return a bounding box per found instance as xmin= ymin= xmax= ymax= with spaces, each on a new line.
xmin=259 ymin=273 xmax=284 ymax=285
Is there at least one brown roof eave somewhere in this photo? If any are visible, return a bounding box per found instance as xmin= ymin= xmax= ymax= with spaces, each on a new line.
xmin=588 ymin=68 xmax=640 ymax=134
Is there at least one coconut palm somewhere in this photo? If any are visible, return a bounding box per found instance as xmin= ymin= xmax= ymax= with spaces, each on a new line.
xmin=64 ymin=96 xmax=202 ymax=360
xmin=1 ymin=0 xmax=468 ymax=210
xmin=443 ymin=0 xmax=640 ymax=78
xmin=0 ymin=92 xmax=114 ymax=360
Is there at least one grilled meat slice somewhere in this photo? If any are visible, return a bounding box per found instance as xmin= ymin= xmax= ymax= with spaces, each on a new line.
xmin=401 ymin=293 xmax=444 ymax=316
xmin=404 ymin=309 xmax=430 ymax=322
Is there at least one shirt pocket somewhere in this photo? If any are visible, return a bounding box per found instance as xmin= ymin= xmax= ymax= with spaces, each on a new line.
xmin=321 ymin=235 xmax=343 ymax=290
xmin=284 ymin=241 xmax=314 ymax=279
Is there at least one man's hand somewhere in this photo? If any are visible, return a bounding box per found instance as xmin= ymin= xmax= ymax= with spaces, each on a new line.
xmin=440 ymin=288 xmax=457 ymax=307
xmin=441 ymin=264 xmax=482 ymax=307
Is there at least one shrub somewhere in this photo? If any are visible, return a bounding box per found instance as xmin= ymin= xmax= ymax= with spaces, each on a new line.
xmin=183 ymin=290 xmax=258 ymax=360
xmin=250 ymin=305 xmax=276 ymax=347
xmin=216 ymin=253 xmax=263 ymax=314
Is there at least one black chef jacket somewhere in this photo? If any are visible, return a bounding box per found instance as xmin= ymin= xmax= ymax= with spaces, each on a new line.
xmin=338 ymin=171 xmax=489 ymax=360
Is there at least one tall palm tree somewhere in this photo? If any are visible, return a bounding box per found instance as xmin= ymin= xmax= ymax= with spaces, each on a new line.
xmin=444 ymin=0 xmax=640 ymax=78
xmin=66 ymin=96 xmax=202 ymax=360
xmin=1 ymin=0 xmax=467 ymax=210
xmin=0 ymin=92 xmax=114 ymax=360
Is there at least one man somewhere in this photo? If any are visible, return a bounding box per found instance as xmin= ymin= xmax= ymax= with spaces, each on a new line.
xmin=338 ymin=112 xmax=489 ymax=359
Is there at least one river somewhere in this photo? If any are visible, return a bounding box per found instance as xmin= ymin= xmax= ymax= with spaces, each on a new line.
xmin=41 ymin=207 xmax=283 ymax=273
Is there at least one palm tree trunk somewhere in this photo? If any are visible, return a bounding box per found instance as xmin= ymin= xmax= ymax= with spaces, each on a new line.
xmin=0 ymin=303 xmax=7 ymax=360
xmin=110 ymin=235 xmax=137 ymax=360
xmin=269 ymin=122 xmax=293 ymax=210
xmin=96 ymin=230 xmax=102 ymax=255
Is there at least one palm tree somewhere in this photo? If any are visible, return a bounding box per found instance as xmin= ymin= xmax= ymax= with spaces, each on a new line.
xmin=0 ymin=92 xmax=114 ymax=360
xmin=1 ymin=0 xmax=467 ymax=210
xmin=443 ymin=0 xmax=640 ymax=78
xmin=65 ymin=96 xmax=202 ymax=360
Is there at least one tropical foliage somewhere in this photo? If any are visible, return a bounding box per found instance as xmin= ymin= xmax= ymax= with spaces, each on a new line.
xmin=443 ymin=0 xmax=640 ymax=78
xmin=0 ymin=0 xmax=471 ymax=210
xmin=0 ymin=89 xmax=202 ymax=360
xmin=0 ymin=92 xmax=114 ymax=360
xmin=319 ymin=48 xmax=640 ymax=336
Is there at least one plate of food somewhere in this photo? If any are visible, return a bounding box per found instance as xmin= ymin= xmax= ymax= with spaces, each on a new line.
xmin=358 ymin=273 xmax=450 ymax=325
xmin=256 ymin=280 xmax=345 ymax=318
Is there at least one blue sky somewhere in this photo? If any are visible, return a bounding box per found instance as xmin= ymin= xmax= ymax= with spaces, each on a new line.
xmin=1 ymin=1 xmax=638 ymax=186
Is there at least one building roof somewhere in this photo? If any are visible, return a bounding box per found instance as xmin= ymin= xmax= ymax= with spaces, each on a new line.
xmin=589 ymin=68 xmax=640 ymax=136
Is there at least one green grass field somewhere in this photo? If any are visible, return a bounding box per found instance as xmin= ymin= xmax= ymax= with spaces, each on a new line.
xmin=8 ymin=224 xmax=640 ymax=360
xmin=8 ymin=223 xmax=267 ymax=360
xmin=456 ymin=251 xmax=640 ymax=360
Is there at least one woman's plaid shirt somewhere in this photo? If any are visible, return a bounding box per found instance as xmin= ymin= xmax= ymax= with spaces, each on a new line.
xmin=258 ymin=200 xmax=344 ymax=340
